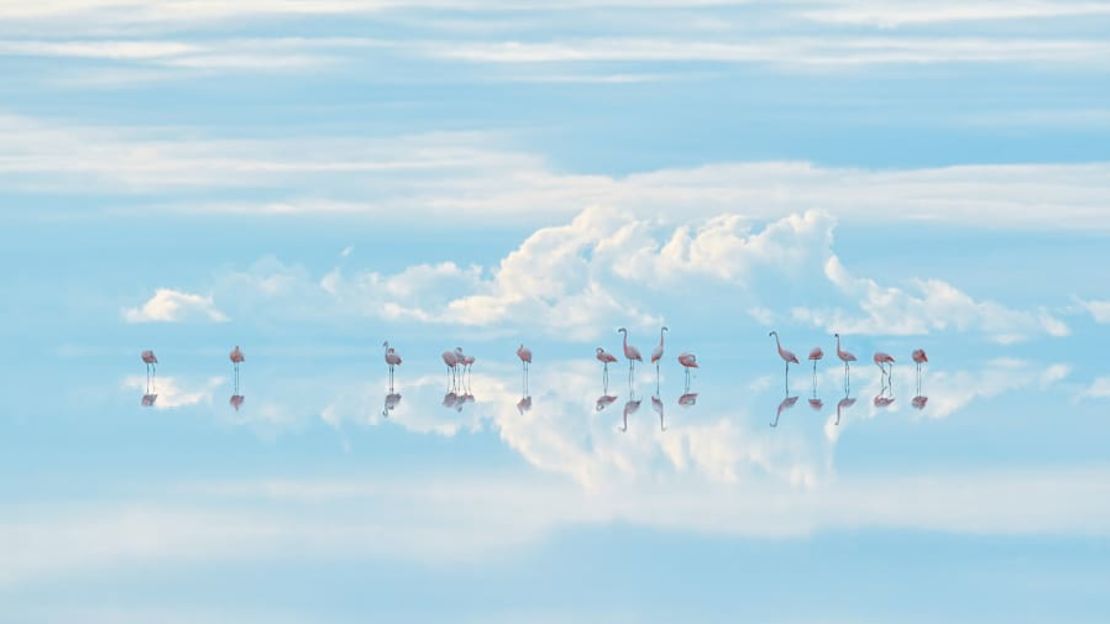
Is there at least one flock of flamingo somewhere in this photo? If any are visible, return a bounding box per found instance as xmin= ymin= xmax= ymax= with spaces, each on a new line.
xmin=137 ymin=327 xmax=928 ymax=430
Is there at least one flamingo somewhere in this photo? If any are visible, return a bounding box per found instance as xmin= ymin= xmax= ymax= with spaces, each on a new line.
xmin=808 ymin=397 xmax=823 ymax=411
xmin=141 ymin=350 xmax=158 ymax=388
xmin=596 ymin=347 xmax=618 ymax=387
xmin=383 ymin=341 xmax=402 ymax=388
xmin=229 ymin=394 xmax=245 ymax=411
xmin=517 ymin=343 xmax=532 ymax=394
xmin=618 ymin=328 xmax=642 ymax=382
xmin=873 ymin=352 xmax=895 ymax=387
xmin=677 ymin=352 xmax=698 ymax=390
xmin=677 ymin=392 xmax=698 ymax=408
xmin=912 ymin=395 xmax=928 ymax=410
xmin=834 ymin=333 xmax=857 ymax=391
xmin=912 ymin=348 xmax=928 ymax=394
xmin=650 ymin=326 xmax=668 ymax=376
xmin=141 ymin=393 xmax=158 ymax=407
xmin=808 ymin=346 xmax=823 ymax=387
xmin=769 ymin=331 xmax=799 ymax=392
xmin=441 ymin=348 xmax=460 ymax=388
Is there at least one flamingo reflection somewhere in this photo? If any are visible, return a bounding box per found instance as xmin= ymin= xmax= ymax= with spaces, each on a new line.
xmin=595 ymin=394 xmax=618 ymax=412
xmin=141 ymin=393 xmax=158 ymax=407
xmin=770 ymin=393 xmax=799 ymax=428
xmin=835 ymin=391 xmax=856 ymax=425
xmin=229 ymin=394 xmax=245 ymax=411
xmin=621 ymin=392 xmax=641 ymax=432
xmin=912 ymin=395 xmax=928 ymax=410
xmin=517 ymin=394 xmax=532 ymax=415
xmin=651 ymin=394 xmax=665 ymax=432
xmin=382 ymin=391 xmax=401 ymax=418
xmin=677 ymin=392 xmax=698 ymax=408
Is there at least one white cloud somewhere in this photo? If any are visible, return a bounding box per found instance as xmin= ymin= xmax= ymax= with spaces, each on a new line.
xmin=1079 ymin=299 xmax=1110 ymax=323
xmin=122 ymin=288 xmax=227 ymax=323
xmin=198 ymin=207 xmax=1067 ymax=342
xmin=121 ymin=375 xmax=223 ymax=408
xmin=1081 ymin=376 xmax=1110 ymax=399
xmin=790 ymin=256 xmax=1070 ymax=341
xmin=797 ymin=1 xmax=1110 ymax=26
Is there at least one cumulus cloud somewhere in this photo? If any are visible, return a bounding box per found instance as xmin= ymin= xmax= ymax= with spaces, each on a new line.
xmin=122 ymin=288 xmax=227 ymax=323
xmin=193 ymin=207 xmax=1066 ymax=342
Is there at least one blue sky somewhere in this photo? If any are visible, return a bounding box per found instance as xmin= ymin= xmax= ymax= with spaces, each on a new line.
xmin=2 ymin=1 xmax=1110 ymax=622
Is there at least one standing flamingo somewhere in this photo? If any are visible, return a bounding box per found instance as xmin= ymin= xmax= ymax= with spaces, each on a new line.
xmin=808 ymin=347 xmax=823 ymax=386
xmin=769 ymin=331 xmax=799 ymax=393
xmin=228 ymin=345 xmax=245 ymax=393
xmin=912 ymin=348 xmax=928 ymax=394
xmin=141 ymin=350 xmax=158 ymax=390
xmin=873 ymin=351 xmax=895 ymax=387
xmin=677 ymin=352 xmax=698 ymax=390
xmin=383 ymin=341 xmax=402 ymax=388
xmin=441 ymin=348 xmax=460 ymax=389
xmin=834 ymin=333 xmax=857 ymax=391
xmin=650 ymin=326 xmax=668 ymax=378
xmin=618 ymin=328 xmax=642 ymax=383
xmin=516 ymin=343 xmax=532 ymax=394
xmin=596 ymin=347 xmax=618 ymax=388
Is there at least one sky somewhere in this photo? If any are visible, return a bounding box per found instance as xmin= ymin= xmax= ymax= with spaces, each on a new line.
xmin=2 ymin=1 xmax=1110 ymax=622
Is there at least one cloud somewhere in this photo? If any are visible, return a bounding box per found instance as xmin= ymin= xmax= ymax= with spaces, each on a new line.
xmin=790 ymin=256 xmax=1070 ymax=341
xmin=796 ymin=1 xmax=1110 ymax=26
xmin=122 ymin=288 xmax=228 ymax=323
xmin=121 ymin=375 xmax=224 ymax=408
xmin=5 ymin=113 xmax=1110 ymax=233
xmin=1079 ymin=299 xmax=1110 ymax=323
xmin=1081 ymin=376 xmax=1110 ymax=399
xmin=195 ymin=207 xmax=1066 ymax=342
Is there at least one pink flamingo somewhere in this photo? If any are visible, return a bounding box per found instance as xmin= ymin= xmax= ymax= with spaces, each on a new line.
xmin=516 ymin=343 xmax=532 ymax=394
xmin=677 ymin=352 xmax=698 ymax=390
xmin=873 ymin=351 xmax=895 ymax=387
xmin=808 ymin=346 xmax=823 ymax=386
xmin=596 ymin=347 xmax=618 ymax=387
xmin=618 ymin=328 xmax=643 ymax=383
xmin=441 ymin=348 xmax=460 ymax=388
xmin=141 ymin=393 xmax=158 ymax=407
xmin=808 ymin=397 xmax=823 ymax=411
xmin=912 ymin=395 xmax=928 ymax=410
xmin=383 ymin=341 xmax=402 ymax=388
xmin=141 ymin=350 xmax=158 ymax=387
xmin=229 ymin=345 xmax=245 ymax=393
xmin=834 ymin=333 xmax=857 ymax=391
xmin=912 ymin=348 xmax=928 ymax=394
xmin=650 ymin=326 xmax=668 ymax=377
xmin=769 ymin=331 xmax=799 ymax=392
xmin=229 ymin=394 xmax=245 ymax=411
xmin=677 ymin=392 xmax=698 ymax=408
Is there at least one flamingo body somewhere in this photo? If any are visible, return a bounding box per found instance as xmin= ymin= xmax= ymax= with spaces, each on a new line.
xmin=141 ymin=350 xmax=157 ymax=365
xmin=912 ymin=349 xmax=928 ymax=364
xmin=596 ymin=348 xmax=618 ymax=365
xmin=808 ymin=347 xmax=823 ymax=362
xmin=516 ymin=344 xmax=532 ymax=364
xmin=229 ymin=346 xmax=245 ymax=364
xmin=677 ymin=353 xmax=698 ymax=368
